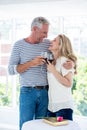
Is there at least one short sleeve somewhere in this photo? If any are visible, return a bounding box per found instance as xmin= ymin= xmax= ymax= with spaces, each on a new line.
xmin=60 ymin=57 xmax=75 ymax=76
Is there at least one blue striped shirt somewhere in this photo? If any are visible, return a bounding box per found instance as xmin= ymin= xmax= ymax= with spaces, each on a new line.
xmin=8 ymin=39 xmax=50 ymax=87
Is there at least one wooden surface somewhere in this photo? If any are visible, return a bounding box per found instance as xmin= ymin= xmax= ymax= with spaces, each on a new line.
xmin=43 ymin=117 xmax=68 ymax=126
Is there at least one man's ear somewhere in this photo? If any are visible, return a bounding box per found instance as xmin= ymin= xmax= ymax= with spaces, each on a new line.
xmin=33 ymin=26 xmax=38 ymax=31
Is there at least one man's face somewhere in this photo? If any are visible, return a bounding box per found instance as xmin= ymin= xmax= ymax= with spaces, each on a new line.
xmin=35 ymin=24 xmax=49 ymax=43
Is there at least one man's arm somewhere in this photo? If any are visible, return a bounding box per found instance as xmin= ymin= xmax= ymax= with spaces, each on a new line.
xmin=16 ymin=56 xmax=44 ymax=73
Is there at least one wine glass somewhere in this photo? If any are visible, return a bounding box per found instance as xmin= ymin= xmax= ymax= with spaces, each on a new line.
xmin=40 ymin=51 xmax=49 ymax=73
xmin=41 ymin=51 xmax=54 ymax=64
xmin=40 ymin=51 xmax=54 ymax=73
xmin=48 ymin=52 xmax=54 ymax=63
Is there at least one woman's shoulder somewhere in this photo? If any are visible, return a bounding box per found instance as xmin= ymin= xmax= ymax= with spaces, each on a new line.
xmin=61 ymin=56 xmax=68 ymax=61
xmin=56 ymin=56 xmax=68 ymax=64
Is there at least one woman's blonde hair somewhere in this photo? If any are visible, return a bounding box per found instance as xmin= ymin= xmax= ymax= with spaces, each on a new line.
xmin=58 ymin=34 xmax=77 ymax=74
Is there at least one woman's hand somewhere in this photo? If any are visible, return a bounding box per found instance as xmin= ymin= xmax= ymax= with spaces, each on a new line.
xmin=46 ymin=61 xmax=56 ymax=73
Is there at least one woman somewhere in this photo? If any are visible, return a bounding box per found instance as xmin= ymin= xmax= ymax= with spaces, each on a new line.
xmin=46 ymin=34 xmax=77 ymax=120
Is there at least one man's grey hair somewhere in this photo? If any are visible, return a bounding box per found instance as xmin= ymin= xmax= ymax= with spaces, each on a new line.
xmin=31 ymin=16 xmax=50 ymax=30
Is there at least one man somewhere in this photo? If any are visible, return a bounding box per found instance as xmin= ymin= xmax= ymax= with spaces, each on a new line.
xmin=8 ymin=17 xmax=72 ymax=130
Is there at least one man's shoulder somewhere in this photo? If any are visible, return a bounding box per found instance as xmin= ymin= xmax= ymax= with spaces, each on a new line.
xmin=15 ymin=39 xmax=24 ymax=44
xmin=43 ymin=38 xmax=50 ymax=43
xmin=11 ymin=39 xmax=24 ymax=50
xmin=13 ymin=39 xmax=24 ymax=47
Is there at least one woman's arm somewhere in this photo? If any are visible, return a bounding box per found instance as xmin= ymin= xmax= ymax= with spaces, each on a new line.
xmin=47 ymin=61 xmax=73 ymax=87
xmin=63 ymin=60 xmax=74 ymax=70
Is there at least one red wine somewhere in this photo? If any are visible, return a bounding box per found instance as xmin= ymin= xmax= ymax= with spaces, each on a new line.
xmin=49 ymin=59 xmax=54 ymax=63
xmin=44 ymin=58 xmax=54 ymax=64
xmin=44 ymin=58 xmax=48 ymax=64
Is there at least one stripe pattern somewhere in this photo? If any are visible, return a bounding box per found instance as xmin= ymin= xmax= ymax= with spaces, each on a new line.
xmin=8 ymin=39 xmax=50 ymax=86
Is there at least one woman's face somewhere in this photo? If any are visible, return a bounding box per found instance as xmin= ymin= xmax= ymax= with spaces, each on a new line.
xmin=49 ymin=36 xmax=61 ymax=51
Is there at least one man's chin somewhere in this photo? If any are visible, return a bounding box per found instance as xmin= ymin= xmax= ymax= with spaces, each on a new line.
xmin=37 ymin=38 xmax=44 ymax=43
xmin=39 ymin=39 xmax=43 ymax=42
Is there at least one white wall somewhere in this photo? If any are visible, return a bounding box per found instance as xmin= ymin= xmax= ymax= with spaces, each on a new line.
xmin=0 ymin=0 xmax=87 ymax=18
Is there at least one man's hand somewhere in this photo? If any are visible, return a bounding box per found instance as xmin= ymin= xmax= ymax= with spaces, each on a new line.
xmin=32 ymin=56 xmax=44 ymax=67
xmin=63 ymin=60 xmax=74 ymax=69
xmin=16 ymin=56 xmax=44 ymax=73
